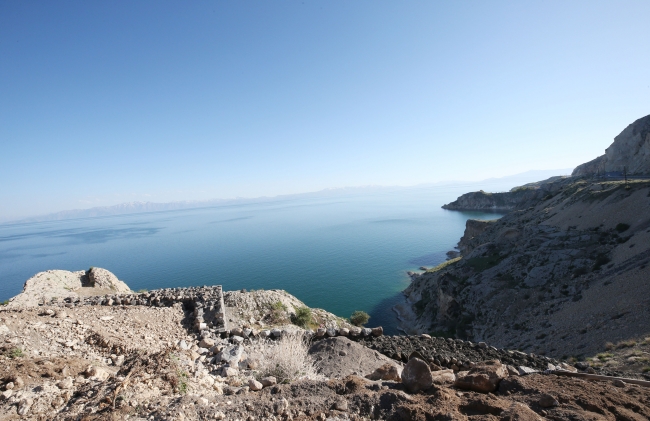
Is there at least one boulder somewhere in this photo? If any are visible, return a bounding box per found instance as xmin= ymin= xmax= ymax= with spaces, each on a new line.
xmin=401 ymin=358 xmax=433 ymax=393
xmin=454 ymin=360 xmax=508 ymax=393
xmin=217 ymin=345 xmax=244 ymax=365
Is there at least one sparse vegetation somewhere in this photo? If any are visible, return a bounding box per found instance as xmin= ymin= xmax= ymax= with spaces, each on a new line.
xmin=0 ymin=300 xmax=8 ymax=306
xmin=291 ymin=306 xmax=313 ymax=328
xmin=426 ymin=257 xmax=462 ymax=273
xmin=350 ymin=310 xmax=370 ymax=327
xmin=176 ymin=370 xmax=188 ymax=394
xmin=4 ymin=347 xmax=24 ymax=359
xmin=252 ymin=332 xmax=320 ymax=383
xmin=268 ymin=301 xmax=289 ymax=324
xmin=616 ymin=340 xmax=636 ymax=349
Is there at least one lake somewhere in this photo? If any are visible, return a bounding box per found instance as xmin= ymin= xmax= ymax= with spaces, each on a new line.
xmin=0 ymin=184 xmax=506 ymax=334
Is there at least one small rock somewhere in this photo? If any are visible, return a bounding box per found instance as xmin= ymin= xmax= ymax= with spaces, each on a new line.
xmin=366 ymin=363 xmax=402 ymax=381
xmin=222 ymin=367 xmax=238 ymax=377
xmin=454 ymin=360 xmax=508 ymax=393
xmin=612 ymin=379 xmax=626 ymax=388
xmin=274 ymin=397 xmax=289 ymax=415
xmin=261 ymin=376 xmax=277 ymax=387
xmin=538 ymin=394 xmax=559 ymax=408
xmin=18 ymin=397 xmax=33 ymax=415
xmin=1 ymin=390 xmax=12 ymax=400
xmin=430 ymin=369 xmax=455 ymax=385
xmin=506 ymin=365 xmax=519 ymax=376
xmin=179 ymin=340 xmax=190 ymax=350
xmin=501 ymin=402 xmax=543 ymax=421
xmin=85 ymin=365 xmax=110 ymax=381
xmin=248 ymin=379 xmax=263 ymax=391
xmin=57 ymin=378 xmax=74 ymax=389
xmin=199 ymin=338 xmax=215 ymax=348
xmin=334 ymin=399 xmax=348 ymax=411
xmin=518 ymin=366 xmax=538 ymax=376
xmin=4 ymin=382 xmax=14 ymax=390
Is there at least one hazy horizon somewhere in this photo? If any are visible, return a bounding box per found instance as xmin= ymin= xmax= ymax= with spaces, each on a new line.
xmin=2 ymin=2 xmax=649 ymax=221
xmin=1 ymin=168 xmax=572 ymax=223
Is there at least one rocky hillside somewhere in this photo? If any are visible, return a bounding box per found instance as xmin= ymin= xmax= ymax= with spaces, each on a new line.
xmin=573 ymin=114 xmax=650 ymax=176
xmin=400 ymin=177 xmax=650 ymax=368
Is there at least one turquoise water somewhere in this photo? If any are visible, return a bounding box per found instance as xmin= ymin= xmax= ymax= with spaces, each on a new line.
xmin=0 ymin=185 xmax=503 ymax=334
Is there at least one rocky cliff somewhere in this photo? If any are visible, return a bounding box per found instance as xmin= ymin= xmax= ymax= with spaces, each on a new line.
xmin=402 ymin=177 xmax=650 ymax=361
xmin=573 ymin=114 xmax=650 ymax=176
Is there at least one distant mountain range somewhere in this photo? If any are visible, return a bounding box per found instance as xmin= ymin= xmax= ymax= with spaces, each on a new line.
xmin=3 ymin=169 xmax=572 ymax=225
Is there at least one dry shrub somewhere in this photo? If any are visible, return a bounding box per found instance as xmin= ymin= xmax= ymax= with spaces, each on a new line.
xmin=251 ymin=332 xmax=321 ymax=383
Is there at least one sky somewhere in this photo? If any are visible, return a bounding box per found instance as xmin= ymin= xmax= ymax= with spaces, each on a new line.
xmin=1 ymin=1 xmax=649 ymax=220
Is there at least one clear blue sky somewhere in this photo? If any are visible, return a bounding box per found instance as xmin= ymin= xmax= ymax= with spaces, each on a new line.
xmin=1 ymin=1 xmax=649 ymax=220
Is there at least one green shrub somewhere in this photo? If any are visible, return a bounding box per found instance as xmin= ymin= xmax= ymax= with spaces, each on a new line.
xmin=615 ymin=223 xmax=630 ymax=233
xmin=6 ymin=347 xmax=24 ymax=359
xmin=426 ymin=257 xmax=461 ymax=273
xmin=268 ymin=301 xmax=289 ymax=324
xmin=0 ymin=300 xmax=8 ymax=306
xmin=350 ymin=311 xmax=370 ymax=327
xmin=291 ymin=306 xmax=313 ymax=328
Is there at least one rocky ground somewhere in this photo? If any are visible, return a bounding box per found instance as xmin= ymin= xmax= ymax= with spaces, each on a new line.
xmin=1 ymin=286 xmax=650 ymax=420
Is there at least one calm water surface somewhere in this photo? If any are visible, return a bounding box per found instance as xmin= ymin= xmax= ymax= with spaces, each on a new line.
xmin=0 ymin=186 xmax=503 ymax=333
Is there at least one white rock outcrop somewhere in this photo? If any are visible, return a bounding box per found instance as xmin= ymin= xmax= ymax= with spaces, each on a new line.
xmin=6 ymin=268 xmax=131 ymax=308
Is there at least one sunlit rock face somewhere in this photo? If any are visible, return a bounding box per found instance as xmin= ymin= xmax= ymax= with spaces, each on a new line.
xmin=573 ymin=114 xmax=650 ymax=176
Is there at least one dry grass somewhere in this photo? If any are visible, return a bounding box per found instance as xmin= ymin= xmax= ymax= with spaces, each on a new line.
xmin=251 ymin=333 xmax=322 ymax=383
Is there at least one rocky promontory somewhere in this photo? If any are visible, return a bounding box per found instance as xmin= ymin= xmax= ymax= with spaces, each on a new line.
xmin=441 ymin=176 xmax=566 ymax=212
